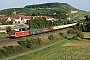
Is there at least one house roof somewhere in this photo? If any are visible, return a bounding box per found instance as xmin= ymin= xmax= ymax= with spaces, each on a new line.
xmin=0 ymin=15 xmax=5 ymax=20
xmin=0 ymin=14 xmax=57 ymax=22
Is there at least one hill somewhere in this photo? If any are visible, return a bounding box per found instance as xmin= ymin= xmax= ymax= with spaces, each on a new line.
xmin=0 ymin=3 xmax=89 ymax=20
xmin=24 ymin=3 xmax=71 ymax=8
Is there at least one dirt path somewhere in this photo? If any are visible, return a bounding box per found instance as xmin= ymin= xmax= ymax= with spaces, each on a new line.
xmin=1 ymin=39 xmax=66 ymax=60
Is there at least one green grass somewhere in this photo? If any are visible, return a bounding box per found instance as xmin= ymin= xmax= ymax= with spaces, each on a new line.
xmin=0 ymin=37 xmax=63 ymax=59
xmin=12 ymin=40 xmax=90 ymax=60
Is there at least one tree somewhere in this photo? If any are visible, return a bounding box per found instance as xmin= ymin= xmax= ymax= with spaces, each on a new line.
xmin=6 ymin=26 xmax=11 ymax=34
xmin=85 ymin=15 xmax=90 ymax=21
xmin=18 ymin=38 xmax=42 ymax=48
xmin=73 ymin=30 xmax=84 ymax=40
xmin=26 ymin=40 xmax=33 ymax=48
xmin=86 ymin=21 xmax=90 ymax=31
xmin=7 ymin=21 xmax=13 ymax=25
xmin=6 ymin=26 xmax=15 ymax=35
xmin=83 ymin=15 xmax=90 ymax=31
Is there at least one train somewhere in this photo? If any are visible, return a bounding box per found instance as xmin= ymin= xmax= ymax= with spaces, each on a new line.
xmin=11 ymin=23 xmax=77 ymax=38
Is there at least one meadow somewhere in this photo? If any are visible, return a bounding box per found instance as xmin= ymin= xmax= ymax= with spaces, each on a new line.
xmin=13 ymin=40 xmax=90 ymax=60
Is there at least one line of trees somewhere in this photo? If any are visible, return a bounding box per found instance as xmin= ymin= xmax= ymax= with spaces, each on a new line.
xmin=67 ymin=28 xmax=84 ymax=40
xmin=0 ymin=45 xmax=27 ymax=58
xmin=18 ymin=38 xmax=42 ymax=48
xmin=26 ymin=17 xmax=72 ymax=29
xmin=0 ymin=38 xmax=42 ymax=58
xmin=0 ymin=19 xmax=13 ymax=25
xmin=84 ymin=15 xmax=90 ymax=31
xmin=75 ymin=15 xmax=90 ymax=32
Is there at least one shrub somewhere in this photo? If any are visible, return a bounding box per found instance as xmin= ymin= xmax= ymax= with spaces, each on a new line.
xmin=67 ymin=29 xmax=75 ymax=34
xmin=0 ymin=45 xmax=27 ymax=56
xmin=37 ymin=38 xmax=42 ymax=45
xmin=59 ymin=32 xmax=64 ymax=37
xmin=48 ymin=34 xmax=54 ymax=40
xmin=72 ymin=30 xmax=84 ymax=40
xmin=18 ymin=38 xmax=42 ymax=48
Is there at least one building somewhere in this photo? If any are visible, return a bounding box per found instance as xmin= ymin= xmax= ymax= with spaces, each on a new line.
xmin=6 ymin=15 xmax=57 ymax=24
xmin=0 ymin=24 xmax=29 ymax=33
xmin=71 ymin=10 xmax=78 ymax=14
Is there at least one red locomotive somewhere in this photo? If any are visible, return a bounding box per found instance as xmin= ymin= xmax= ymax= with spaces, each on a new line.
xmin=11 ymin=31 xmax=30 ymax=38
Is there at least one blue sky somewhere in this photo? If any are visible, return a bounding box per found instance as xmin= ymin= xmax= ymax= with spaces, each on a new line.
xmin=0 ymin=0 xmax=90 ymax=11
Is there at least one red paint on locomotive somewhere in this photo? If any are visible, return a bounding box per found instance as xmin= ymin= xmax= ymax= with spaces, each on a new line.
xmin=11 ymin=31 xmax=30 ymax=38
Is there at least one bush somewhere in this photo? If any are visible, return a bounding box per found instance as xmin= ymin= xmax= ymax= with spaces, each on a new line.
xmin=72 ymin=30 xmax=84 ymax=40
xmin=37 ymin=38 xmax=42 ymax=45
xmin=18 ymin=38 xmax=42 ymax=48
xmin=75 ymin=30 xmax=84 ymax=39
xmin=48 ymin=34 xmax=54 ymax=40
xmin=0 ymin=45 xmax=27 ymax=56
xmin=72 ymin=35 xmax=78 ymax=40
xmin=67 ymin=29 xmax=75 ymax=34
xmin=59 ymin=32 xmax=64 ymax=37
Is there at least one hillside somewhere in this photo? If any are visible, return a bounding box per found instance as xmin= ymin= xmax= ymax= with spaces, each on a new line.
xmin=24 ymin=3 xmax=71 ymax=8
xmin=0 ymin=3 xmax=89 ymax=20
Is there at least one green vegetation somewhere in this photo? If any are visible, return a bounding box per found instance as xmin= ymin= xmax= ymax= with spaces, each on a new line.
xmin=74 ymin=15 xmax=90 ymax=32
xmin=0 ymin=18 xmax=13 ymax=25
xmin=6 ymin=26 xmax=15 ymax=35
xmin=67 ymin=28 xmax=75 ymax=34
xmin=48 ymin=34 xmax=55 ymax=40
xmin=26 ymin=17 xmax=71 ymax=29
xmin=0 ymin=33 xmax=63 ymax=59
xmin=0 ymin=3 xmax=89 ymax=20
xmin=59 ymin=32 xmax=64 ymax=37
xmin=0 ymin=36 xmax=49 ymax=59
xmin=12 ymin=40 xmax=90 ymax=60
xmin=0 ymin=2 xmax=90 ymax=60
xmin=73 ymin=30 xmax=84 ymax=40
xmin=84 ymin=15 xmax=90 ymax=31
xmin=0 ymin=26 xmax=89 ymax=60
xmin=24 ymin=3 xmax=71 ymax=8
xmin=18 ymin=38 xmax=42 ymax=48
xmin=0 ymin=45 xmax=28 ymax=59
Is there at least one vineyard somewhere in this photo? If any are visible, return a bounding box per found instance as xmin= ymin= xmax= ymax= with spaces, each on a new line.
xmin=13 ymin=40 xmax=90 ymax=60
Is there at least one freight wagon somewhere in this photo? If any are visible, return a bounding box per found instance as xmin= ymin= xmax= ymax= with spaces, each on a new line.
xmin=41 ymin=28 xmax=52 ymax=33
xmin=0 ymin=35 xmax=3 ymax=38
xmin=30 ymin=29 xmax=42 ymax=35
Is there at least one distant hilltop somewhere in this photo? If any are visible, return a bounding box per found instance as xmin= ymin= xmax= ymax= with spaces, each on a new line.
xmin=0 ymin=2 xmax=76 ymax=15
xmin=24 ymin=3 xmax=71 ymax=8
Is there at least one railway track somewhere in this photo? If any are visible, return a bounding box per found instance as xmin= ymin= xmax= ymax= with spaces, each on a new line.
xmin=0 ymin=28 xmax=71 ymax=48
xmin=0 ymin=38 xmax=19 ymax=49
xmin=0 ymin=38 xmax=19 ymax=43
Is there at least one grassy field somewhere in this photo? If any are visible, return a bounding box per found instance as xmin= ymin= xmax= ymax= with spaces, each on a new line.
xmin=12 ymin=40 xmax=90 ymax=60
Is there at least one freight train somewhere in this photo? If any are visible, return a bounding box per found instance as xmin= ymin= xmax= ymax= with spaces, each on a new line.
xmin=11 ymin=23 xmax=77 ymax=38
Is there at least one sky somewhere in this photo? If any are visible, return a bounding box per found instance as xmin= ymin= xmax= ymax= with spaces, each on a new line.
xmin=0 ymin=0 xmax=90 ymax=11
